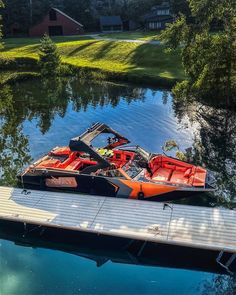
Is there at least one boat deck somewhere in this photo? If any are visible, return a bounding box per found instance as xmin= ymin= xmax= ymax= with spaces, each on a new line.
xmin=0 ymin=186 xmax=235 ymax=253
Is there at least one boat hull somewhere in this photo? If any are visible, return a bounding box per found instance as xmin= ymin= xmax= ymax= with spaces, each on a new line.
xmin=19 ymin=171 xmax=213 ymax=202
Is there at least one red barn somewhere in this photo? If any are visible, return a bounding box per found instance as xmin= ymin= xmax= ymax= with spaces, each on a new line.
xmin=29 ymin=8 xmax=84 ymax=37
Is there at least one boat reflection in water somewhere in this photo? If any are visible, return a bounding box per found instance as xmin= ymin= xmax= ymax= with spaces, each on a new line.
xmin=0 ymin=219 xmax=235 ymax=275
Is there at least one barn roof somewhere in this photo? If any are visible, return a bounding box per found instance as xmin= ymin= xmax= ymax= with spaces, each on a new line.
xmin=100 ymin=16 xmax=122 ymax=26
xmin=52 ymin=8 xmax=84 ymax=27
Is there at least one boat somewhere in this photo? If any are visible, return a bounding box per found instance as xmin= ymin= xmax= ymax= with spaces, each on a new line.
xmin=19 ymin=122 xmax=215 ymax=201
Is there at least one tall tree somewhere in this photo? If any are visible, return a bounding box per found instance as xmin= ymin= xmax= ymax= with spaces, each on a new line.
xmin=4 ymin=0 xmax=31 ymax=35
xmin=63 ymin=0 xmax=95 ymax=30
xmin=160 ymin=0 xmax=236 ymax=102
xmin=0 ymin=0 xmax=4 ymax=44
xmin=3 ymin=0 xmax=64 ymax=35
xmin=170 ymin=0 xmax=190 ymax=17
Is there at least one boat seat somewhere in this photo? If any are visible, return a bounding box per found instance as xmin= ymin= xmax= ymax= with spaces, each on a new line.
xmin=37 ymin=159 xmax=61 ymax=168
xmin=65 ymin=159 xmax=83 ymax=171
xmin=191 ymin=170 xmax=206 ymax=186
xmin=152 ymin=168 xmax=172 ymax=182
xmin=170 ymin=170 xmax=189 ymax=184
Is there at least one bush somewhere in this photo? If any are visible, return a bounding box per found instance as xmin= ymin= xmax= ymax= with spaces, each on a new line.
xmin=0 ymin=57 xmax=38 ymax=70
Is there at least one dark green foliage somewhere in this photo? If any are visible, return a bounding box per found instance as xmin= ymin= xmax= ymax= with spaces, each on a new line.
xmin=0 ymin=85 xmax=32 ymax=186
xmin=38 ymin=34 xmax=61 ymax=77
xmin=161 ymin=0 xmax=236 ymax=102
xmin=0 ymin=0 xmax=3 ymax=47
xmin=3 ymin=0 xmax=63 ymax=35
xmin=170 ymin=0 xmax=190 ymax=17
xmin=3 ymin=0 xmax=32 ymax=35
xmin=119 ymin=0 xmax=161 ymax=22
xmin=0 ymin=56 xmax=38 ymax=70
xmin=2 ymin=0 xmax=173 ymax=34
xmin=63 ymin=0 xmax=95 ymax=31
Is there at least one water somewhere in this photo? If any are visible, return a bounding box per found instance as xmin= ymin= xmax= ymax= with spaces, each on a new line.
xmin=0 ymin=77 xmax=235 ymax=294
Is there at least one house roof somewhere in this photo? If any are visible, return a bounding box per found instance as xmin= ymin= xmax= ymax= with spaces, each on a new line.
xmin=52 ymin=7 xmax=84 ymax=27
xmin=100 ymin=16 xmax=122 ymax=26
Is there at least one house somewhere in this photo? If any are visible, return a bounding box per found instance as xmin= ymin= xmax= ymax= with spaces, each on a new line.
xmin=29 ymin=8 xmax=84 ymax=37
xmin=100 ymin=16 xmax=123 ymax=32
xmin=144 ymin=2 xmax=173 ymax=30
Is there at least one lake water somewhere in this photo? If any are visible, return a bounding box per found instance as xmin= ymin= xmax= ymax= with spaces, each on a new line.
xmin=0 ymin=78 xmax=235 ymax=294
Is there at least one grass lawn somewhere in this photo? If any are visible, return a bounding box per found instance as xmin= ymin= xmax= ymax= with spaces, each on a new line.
xmin=1 ymin=36 xmax=185 ymax=85
xmin=99 ymin=31 xmax=161 ymax=41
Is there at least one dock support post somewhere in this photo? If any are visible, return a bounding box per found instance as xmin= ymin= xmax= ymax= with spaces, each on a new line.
xmin=216 ymin=251 xmax=236 ymax=274
xmin=23 ymin=222 xmax=27 ymax=238
xmin=137 ymin=241 xmax=147 ymax=257
xmin=22 ymin=222 xmax=44 ymax=238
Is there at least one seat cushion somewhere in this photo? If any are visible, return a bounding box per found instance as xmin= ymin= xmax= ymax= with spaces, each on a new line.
xmin=65 ymin=159 xmax=82 ymax=170
xmin=152 ymin=168 xmax=172 ymax=181
xmin=170 ymin=170 xmax=189 ymax=184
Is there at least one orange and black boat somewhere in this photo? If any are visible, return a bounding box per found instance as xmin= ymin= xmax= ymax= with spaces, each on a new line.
xmin=19 ymin=122 xmax=215 ymax=201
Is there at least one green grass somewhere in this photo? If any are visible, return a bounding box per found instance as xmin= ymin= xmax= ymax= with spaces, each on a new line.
xmin=99 ymin=31 xmax=161 ymax=41
xmin=2 ymin=36 xmax=93 ymax=51
xmin=0 ymin=70 xmax=39 ymax=85
xmin=0 ymin=37 xmax=185 ymax=85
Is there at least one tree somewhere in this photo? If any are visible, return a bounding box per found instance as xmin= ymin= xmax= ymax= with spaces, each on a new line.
xmin=0 ymin=0 xmax=4 ymax=47
xmin=122 ymin=0 xmax=160 ymax=22
xmin=0 ymin=86 xmax=32 ymax=186
xmin=170 ymin=0 xmax=190 ymax=17
xmin=160 ymin=0 xmax=236 ymax=102
xmin=64 ymin=0 xmax=96 ymax=31
xmin=3 ymin=0 xmax=32 ymax=35
xmin=38 ymin=34 xmax=61 ymax=77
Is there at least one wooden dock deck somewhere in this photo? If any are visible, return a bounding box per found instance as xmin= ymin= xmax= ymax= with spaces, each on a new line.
xmin=0 ymin=186 xmax=236 ymax=253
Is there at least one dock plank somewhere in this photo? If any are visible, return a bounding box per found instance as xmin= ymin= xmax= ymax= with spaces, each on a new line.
xmin=0 ymin=186 xmax=235 ymax=252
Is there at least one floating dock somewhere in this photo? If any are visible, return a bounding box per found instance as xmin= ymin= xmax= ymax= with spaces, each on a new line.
xmin=0 ymin=186 xmax=235 ymax=272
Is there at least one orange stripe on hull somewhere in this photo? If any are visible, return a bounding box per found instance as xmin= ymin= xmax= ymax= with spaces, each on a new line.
xmin=120 ymin=180 xmax=178 ymax=199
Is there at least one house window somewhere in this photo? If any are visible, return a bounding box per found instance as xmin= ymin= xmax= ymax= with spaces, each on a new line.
xmin=49 ymin=9 xmax=57 ymax=21
xmin=156 ymin=9 xmax=169 ymax=15
xmin=148 ymin=22 xmax=154 ymax=29
xmin=148 ymin=22 xmax=162 ymax=29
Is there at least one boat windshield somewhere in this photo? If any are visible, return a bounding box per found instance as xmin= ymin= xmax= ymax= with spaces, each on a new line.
xmin=123 ymin=161 xmax=143 ymax=179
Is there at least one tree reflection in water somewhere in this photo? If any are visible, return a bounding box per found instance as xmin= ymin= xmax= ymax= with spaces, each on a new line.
xmin=0 ymin=86 xmax=32 ymax=186
xmin=202 ymin=274 xmax=236 ymax=295
xmin=1 ymin=77 xmax=235 ymax=208
xmin=172 ymin=97 xmax=236 ymax=207
xmin=0 ymin=77 xmax=146 ymax=185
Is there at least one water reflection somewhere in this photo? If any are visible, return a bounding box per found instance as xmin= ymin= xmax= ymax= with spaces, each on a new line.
xmin=172 ymin=97 xmax=236 ymax=207
xmin=0 ymin=220 xmax=235 ymax=295
xmin=0 ymin=77 xmax=236 ymax=295
xmin=0 ymin=86 xmax=32 ymax=186
xmin=202 ymin=274 xmax=236 ymax=295
xmin=0 ymin=77 xmax=235 ymax=207
xmin=0 ymin=77 xmax=147 ymax=186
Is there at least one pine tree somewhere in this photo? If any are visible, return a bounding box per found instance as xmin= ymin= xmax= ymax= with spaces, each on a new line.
xmin=38 ymin=34 xmax=61 ymax=77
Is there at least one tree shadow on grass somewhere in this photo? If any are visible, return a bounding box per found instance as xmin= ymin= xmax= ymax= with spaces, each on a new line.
xmin=127 ymin=43 xmax=185 ymax=81
xmin=91 ymin=41 xmax=117 ymax=61
xmin=66 ymin=41 xmax=99 ymax=57
xmin=1 ymin=36 xmax=93 ymax=55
